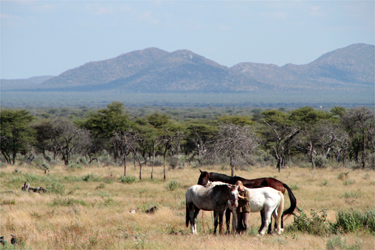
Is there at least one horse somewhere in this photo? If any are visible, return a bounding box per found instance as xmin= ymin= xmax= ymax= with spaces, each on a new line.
xmin=197 ymin=170 xmax=297 ymax=232
xmin=207 ymin=181 xmax=284 ymax=235
xmin=185 ymin=183 xmax=239 ymax=235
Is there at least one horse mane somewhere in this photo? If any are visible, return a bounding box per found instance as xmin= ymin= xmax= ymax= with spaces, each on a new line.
xmin=209 ymin=172 xmax=238 ymax=184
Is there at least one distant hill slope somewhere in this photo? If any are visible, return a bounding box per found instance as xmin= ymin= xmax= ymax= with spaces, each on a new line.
xmin=3 ymin=43 xmax=374 ymax=93
xmin=231 ymin=43 xmax=374 ymax=91
xmin=1 ymin=76 xmax=54 ymax=90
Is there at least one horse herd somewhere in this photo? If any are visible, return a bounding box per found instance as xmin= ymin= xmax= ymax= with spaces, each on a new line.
xmin=185 ymin=170 xmax=297 ymax=236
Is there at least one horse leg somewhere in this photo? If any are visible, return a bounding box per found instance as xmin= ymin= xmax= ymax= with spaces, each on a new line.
xmin=237 ymin=210 xmax=244 ymax=233
xmin=213 ymin=210 xmax=219 ymax=234
xmin=231 ymin=209 xmax=237 ymax=234
xmin=259 ymin=209 xmax=273 ymax=236
xmin=225 ymin=208 xmax=231 ymax=234
xmin=192 ymin=206 xmax=200 ymax=235
xmin=259 ymin=210 xmax=265 ymax=234
xmin=218 ymin=211 xmax=224 ymax=234
xmin=268 ymin=216 xmax=273 ymax=234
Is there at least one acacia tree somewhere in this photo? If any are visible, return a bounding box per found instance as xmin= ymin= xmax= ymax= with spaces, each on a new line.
xmin=206 ymin=124 xmax=259 ymax=176
xmin=289 ymin=106 xmax=334 ymax=169
xmin=342 ymin=107 xmax=375 ymax=169
xmin=49 ymin=119 xmax=91 ymax=165
xmin=82 ymin=101 xmax=133 ymax=162
xmin=261 ymin=110 xmax=299 ymax=172
xmin=112 ymin=130 xmax=141 ymax=178
xmin=184 ymin=124 xmax=215 ymax=165
xmin=146 ymin=112 xmax=185 ymax=179
xmin=0 ymin=109 xmax=35 ymax=164
xmin=303 ymin=120 xmax=349 ymax=168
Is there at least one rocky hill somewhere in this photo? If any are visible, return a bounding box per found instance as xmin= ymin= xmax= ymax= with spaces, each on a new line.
xmin=3 ymin=43 xmax=374 ymax=93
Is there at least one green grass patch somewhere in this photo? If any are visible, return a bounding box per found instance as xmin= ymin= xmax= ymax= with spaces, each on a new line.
xmin=46 ymin=183 xmax=65 ymax=195
xmin=287 ymin=208 xmax=331 ymax=236
xmin=52 ymin=198 xmax=87 ymax=206
xmin=333 ymin=209 xmax=375 ymax=234
xmin=118 ymin=175 xmax=136 ymax=184
xmin=343 ymin=180 xmax=355 ymax=185
xmin=165 ymin=180 xmax=179 ymax=191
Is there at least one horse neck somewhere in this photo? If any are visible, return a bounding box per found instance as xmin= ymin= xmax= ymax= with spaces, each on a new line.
xmin=209 ymin=172 xmax=237 ymax=184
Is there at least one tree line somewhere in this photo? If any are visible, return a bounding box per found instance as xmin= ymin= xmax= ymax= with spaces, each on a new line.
xmin=1 ymin=102 xmax=374 ymax=179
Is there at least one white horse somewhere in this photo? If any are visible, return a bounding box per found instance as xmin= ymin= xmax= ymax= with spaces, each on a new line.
xmin=207 ymin=181 xmax=284 ymax=235
xmin=185 ymin=183 xmax=239 ymax=234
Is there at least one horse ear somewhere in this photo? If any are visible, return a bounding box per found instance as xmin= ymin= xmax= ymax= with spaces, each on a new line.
xmin=199 ymin=169 xmax=202 ymax=173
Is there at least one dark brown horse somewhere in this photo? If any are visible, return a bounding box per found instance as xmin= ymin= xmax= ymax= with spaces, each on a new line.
xmin=197 ymin=170 xmax=297 ymax=233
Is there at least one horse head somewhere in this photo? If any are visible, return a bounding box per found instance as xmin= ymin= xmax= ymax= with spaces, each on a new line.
xmin=197 ymin=169 xmax=209 ymax=186
xmin=228 ymin=185 xmax=239 ymax=209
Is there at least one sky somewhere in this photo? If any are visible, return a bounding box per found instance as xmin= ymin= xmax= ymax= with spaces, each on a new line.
xmin=1 ymin=0 xmax=374 ymax=79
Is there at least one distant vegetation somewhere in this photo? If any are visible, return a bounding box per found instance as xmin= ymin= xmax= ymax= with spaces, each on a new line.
xmin=1 ymin=90 xmax=373 ymax=108
xmin=1 ymin=102 xmax=374 ymax=179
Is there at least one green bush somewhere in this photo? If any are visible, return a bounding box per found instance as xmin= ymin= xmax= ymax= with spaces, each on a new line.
xmin=165 ymin=180 xmax=179 ymax=191
xmin=47 ymin=183 xmax=65 ymax=195
xmin=67 ymin=163 xmax=82 ymax=171
xmin=82 ymin=174 xmax=102 ymax=182
xmin=118 ymin=175 xmax=136 ymax=184
xmin=343 ymin=180 xmax=355 ymax=186
xmin=287 ymin=208 xmax=331 ymax=236
xmin=368 ymin=153 xmax=375 ymax=170
xmin=333 ymin=209 xmax=375 ymax=234
xmin=314 ymin=155 xmax=328 ymax=168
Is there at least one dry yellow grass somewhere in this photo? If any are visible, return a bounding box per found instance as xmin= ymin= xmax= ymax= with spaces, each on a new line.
xmin=0 ymin=164 xmax=374 ymax=249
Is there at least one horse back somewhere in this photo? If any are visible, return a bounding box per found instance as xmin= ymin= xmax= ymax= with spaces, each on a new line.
xmin=243 ymin=177 xmax=285 ymax=194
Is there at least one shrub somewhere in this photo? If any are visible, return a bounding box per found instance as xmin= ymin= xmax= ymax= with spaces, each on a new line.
xmin=314 ymin=155 xmax=328 ymax=168
xmin=67 ymin=163 xmax=82 ymax=171
xmin=333 ymin=209 xmax=375 ymax=234
xmin=169 ymin=156 xmax=179 ymax=169
xmin=287 ymin=208 xmax=331 ymax=236
xmin=118 ymin=175 xmax=136 ymax=184
xmin=47 ymin=183 xmax=65 ymax=195
xmin=165 ymin=180 xmax=179 ymax=191
xmin=82 ymin=174 xmax=102 ymax=182
xmin=368 ymin=153 xmax=375 ymax=170
xmin=343 ymin=180 xmax=355 ymax=186
xmin=338 ymin=172 xmax=349 ymax=180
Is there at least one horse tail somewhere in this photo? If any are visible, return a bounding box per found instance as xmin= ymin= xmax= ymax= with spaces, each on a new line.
xmin=276 ymin=191 xmax=284 ymax=229
xmin=282 ymin=183 xmax=297 ymax=220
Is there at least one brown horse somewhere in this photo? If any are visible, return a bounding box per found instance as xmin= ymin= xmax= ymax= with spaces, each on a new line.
xmin=197 ymin=170 xmax=297 ymax=233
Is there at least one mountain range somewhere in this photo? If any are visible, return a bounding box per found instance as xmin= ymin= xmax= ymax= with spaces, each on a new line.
xmin=2 ymin=43 xmax=374 ymax=94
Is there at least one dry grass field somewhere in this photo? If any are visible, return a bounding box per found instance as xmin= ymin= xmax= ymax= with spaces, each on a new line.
xmin=0 ymin=163 xmax=374 ymax=250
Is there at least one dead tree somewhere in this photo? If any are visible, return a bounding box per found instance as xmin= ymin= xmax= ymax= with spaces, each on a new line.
xmin=205 ymin=124 xmax=259 ymax=176
xmin=263 ymin=121 xmax=300 ymax=172
xmin=112 ymin=130 xmax=140 ymax=178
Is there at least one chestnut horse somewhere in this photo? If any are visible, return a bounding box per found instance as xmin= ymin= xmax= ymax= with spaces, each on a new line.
xmin=197 ymin=170 xmax=297 ymax=233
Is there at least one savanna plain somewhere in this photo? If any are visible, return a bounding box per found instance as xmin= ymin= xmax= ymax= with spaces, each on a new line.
xmin=0 ymin=164 xmax=374 ymax=250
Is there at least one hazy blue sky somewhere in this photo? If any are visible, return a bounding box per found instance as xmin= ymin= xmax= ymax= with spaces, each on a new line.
xmin=1 ymin=0 xmax=374 ymax=79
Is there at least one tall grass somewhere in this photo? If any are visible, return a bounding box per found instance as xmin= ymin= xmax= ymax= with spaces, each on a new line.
xmin=333 ymin=209 xmax=375 ymax=234
xmin=0 ymin=164 xmax=374 ymax=250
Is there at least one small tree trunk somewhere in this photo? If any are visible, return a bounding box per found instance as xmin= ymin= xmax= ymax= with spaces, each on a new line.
xmin=362 ymin=130 xmax=366 ymax=169
xmin=163 ymin=154 xmax=167 ymax=180
xmin=151 ymin=147 xmax=155 ymax=180
xmin=309 ymin=142 xmax=315 ymax=170
xmin=123 ymin=154 xmax=127 ymax=176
